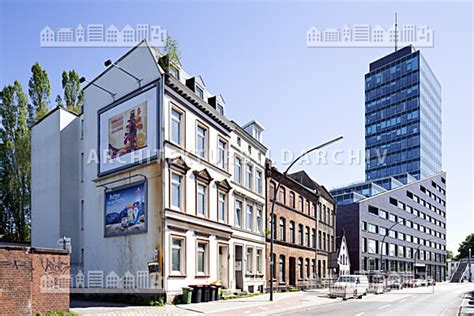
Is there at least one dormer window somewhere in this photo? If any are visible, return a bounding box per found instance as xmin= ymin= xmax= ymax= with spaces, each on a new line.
xmin=169 ymin=66 xmax=180 ymax=80
xmin=217 ymin=103 xmax=224 ymax=115
xmin=254 ymin=129 xmax=262 ymax=142
xmin=195 ymin=85 xmax=204 ymax=99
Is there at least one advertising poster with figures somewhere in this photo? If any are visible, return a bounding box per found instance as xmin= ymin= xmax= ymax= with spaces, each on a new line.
xmin=98 ymin=86 xmax=158 ymax=175
xmin=104 ymin=182 xmax=146 ymax=237
xmin=108 ymin=101 xmax=147 ymax=159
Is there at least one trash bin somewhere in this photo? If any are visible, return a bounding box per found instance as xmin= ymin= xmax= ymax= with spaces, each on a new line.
xmin=209 ymin=285 xmax=217 ymax=301
xmin=215 ymin=284 xmax=222 ymax=301
xmin=190 ymin=285 xmax=203 ymax=303
xmin=181 ymin=287 xmax=193 ymax=304
xmin=201 ymin=284 xmax=210 ymax=302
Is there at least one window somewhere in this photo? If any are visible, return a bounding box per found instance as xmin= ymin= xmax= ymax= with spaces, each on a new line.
xmin=246 ymin=164 xmax=253 ymax=189
xmin=169 ymin=66 xmax=179 ymax=79
xmin=368 ymin=239 xmax=377 ymax=254
xmin=312 ymin=229 xmax=316 ymax=248
xmin=298 ymin=258 xmax=304 ymax=279
xmin=235 ymin=200 xmax=242 ymax=227
xmin=306 ymin=258 xmax=310 ymax=279
xmin=279 ymin=218 xmax=286 ymax=241
xmin=171 ymin=236 xmax=185 ymax=274
xmin=290 ymin=192 xmax=295 ymax=208
xmin=388 ymin=213 xmax=396 ymax=222
xmin=256 ymin=249 xmax=263 ymax=273
xmin=379 ymin=227 xmax=387 ymax=236
xmin=196 ymin=125 xmax=207 ymax=158
xmin=256 ymin=170 xmax=263 ymax=194
xmin=217 ymin=103 xmax=224 ymax=115
xmin=80 ymin=153 xmax=84 ymax=183
xmin=217 ymin=139 xmax=227 ymax=169
xmin=305 ymin=227 xmax=310 ymax=247
xmin=256 ymin=209 xmax=262 ymax=233
xmin=217 ymin=192 xmax=227 ymax=223
xmin=368 ymin=205 xmax=378 ymax=215
xmin=196 ymin=183 xmax=207 ymax=216
xmin=279 ymin=255 xmax=285 ymax=282
xmin=278 ymin=187 xmax=286 ymax=204
xmin=368 ymin=223 xmax=377 ymax=234
xmin=80 ymin=200 xmax=84 ymax=230
xmin=246 ymin=247 xmax=253 ymax=273
xmin=171 ymin=108 xmax=183 ymax=145
xmin=171 ymin=173 xmax=183 ymax=209
xmin=234 ymin=157 xmax=242 ymax=183
xmin=298 ymin=224 xmax=304 ymax=245
xmin=289 ymin=221 xmax=295 ymax=243
xmin=246 ymin=205 xmax=254 ymax=230
xmin=298 ymin=197 xmax=304 ymax=212
xmin=389 ymin=244 xmax=396 ymax=256
xmin=196 ymin=241 xmax=208 ymax=275
xmin=195 ymin=85 xmax=204 ymax=99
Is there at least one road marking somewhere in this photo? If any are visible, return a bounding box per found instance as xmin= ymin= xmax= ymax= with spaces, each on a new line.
xmin=354 ymin=312 xmax=365 ymax=316
xmin=378 ymin=304 xmax=391 ymax=309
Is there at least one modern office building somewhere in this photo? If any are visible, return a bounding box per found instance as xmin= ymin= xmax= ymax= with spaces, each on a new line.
xmin=365 ymin=45 xmax=442 ymax=182
xmin=331 ymin=172 xmax=447 ymax=281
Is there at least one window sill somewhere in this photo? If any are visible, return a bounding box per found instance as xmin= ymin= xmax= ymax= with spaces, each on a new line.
xmin=169 ymin=273 xmax=187 ymax=278
xmin=195 ymin=274 xmax=210 ymax=278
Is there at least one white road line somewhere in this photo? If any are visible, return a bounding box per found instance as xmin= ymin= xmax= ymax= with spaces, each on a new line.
xmin=354 ymin=312 xmax=365 ymax=316
xmin=378 ymin=304 xmax=391 ymax=309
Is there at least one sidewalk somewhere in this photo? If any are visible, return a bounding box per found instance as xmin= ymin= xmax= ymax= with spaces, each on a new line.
xmin=173 ymin=288 xmax=338 ymax=315
xmin=71 ymin=289 xmax=339 ymax=315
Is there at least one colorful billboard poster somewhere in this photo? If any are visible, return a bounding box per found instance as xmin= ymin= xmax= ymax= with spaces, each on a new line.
xmin=108 ymin=101 xmax=147 ymax=159
xmin=104 ymin=182 xmax=147 ymax=237
xmin=98 ymin=86 xmax=158 ymax=175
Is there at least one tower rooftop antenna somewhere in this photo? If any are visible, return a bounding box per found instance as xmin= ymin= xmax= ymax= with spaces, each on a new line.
xmin=395 ymin=12 xmax=398 ymax=51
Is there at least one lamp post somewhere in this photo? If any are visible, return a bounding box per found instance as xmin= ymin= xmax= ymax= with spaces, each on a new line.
xmin=269 ymin=136 xmax=343 ymax=301
xmin=379 ymin=215 xmax=418 ymax=273
xmin=469 ymin=248 xmax=472 ymax=282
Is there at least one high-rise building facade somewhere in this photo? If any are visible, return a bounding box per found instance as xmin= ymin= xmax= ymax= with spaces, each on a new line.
xmin=365 ymin=45 xmax=441 ymax=182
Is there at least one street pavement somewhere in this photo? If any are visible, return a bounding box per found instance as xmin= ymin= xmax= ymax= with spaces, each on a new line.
xmin=283 ymin=282 xmax=474 ymax=316
xmin=70 ymin=282 xmax=474 ymax=315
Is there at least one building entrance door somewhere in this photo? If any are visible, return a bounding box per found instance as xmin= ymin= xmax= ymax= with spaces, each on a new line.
xmin=289 ymin=257 xmax=296 ymax=286
xmin=218 ymin=244 xmax=229 ymax=288
xmin=235 ymin=245 xmax=244 ymax=290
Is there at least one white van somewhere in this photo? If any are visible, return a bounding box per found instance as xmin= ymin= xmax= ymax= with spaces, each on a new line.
xmin=329 ymin=275 xmax=369 ymax=300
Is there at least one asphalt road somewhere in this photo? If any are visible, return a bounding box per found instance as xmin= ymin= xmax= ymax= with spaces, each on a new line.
xmin=281 ymin=283 xmax=474 ymax=316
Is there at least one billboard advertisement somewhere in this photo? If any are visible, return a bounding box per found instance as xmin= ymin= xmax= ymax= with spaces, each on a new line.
xmin=98 ymin=86 xmax=158 ymax=175
xmin=104 ymin=182 xmax=147 ymax=237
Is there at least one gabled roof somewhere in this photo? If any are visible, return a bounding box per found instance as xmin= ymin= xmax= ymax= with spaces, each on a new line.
xmin=194 ymin=75 xmax=206 ymax=87
xmin=288 ymin=170 xmax=336 ymax=204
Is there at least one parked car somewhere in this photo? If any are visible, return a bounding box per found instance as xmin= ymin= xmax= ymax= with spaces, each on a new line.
xmin=368 ymin=274 xmax=385 ymax=294
xmin=388 ymin=277 xmax=403 ymax=290
xmin=414 ymin=279 xmax=427 ymax=287
xmin=402 ymin=278 xmax=415 ymax=288
xmin=329 ymin=275 xmax=369 ymax=300
xmin=426 ymin=278 xmax=436 ymax=286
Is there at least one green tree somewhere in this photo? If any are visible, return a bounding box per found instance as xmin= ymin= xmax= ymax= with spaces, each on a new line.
xmin=0 ymin=81 xmax=32 ymax=242
xmin=456 ymin=233 xmax=474 ymax=259
xmin=56 ymin=70 xmax=83 ymax=114
xmin=28 ymin=62 xmax=50 ymax=121
xmin=163 ymin=36 xmax=181 ymax=66
xmin=447 ymin=250 xmax=453 ymax=260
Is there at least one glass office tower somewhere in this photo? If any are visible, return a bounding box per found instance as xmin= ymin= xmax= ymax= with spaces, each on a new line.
xmin=365 ymin=45 xmax=442 ymax=182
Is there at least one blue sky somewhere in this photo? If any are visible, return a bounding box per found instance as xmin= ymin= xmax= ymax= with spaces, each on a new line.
xmin=0 ymin=0 xmax=472 ymax=253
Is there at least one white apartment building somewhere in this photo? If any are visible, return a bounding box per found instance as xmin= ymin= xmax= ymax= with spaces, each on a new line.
xmin=228 ymin=120 xmax=267 ymax=293
xmin=31 ymin=40 xmax=268 ymax=301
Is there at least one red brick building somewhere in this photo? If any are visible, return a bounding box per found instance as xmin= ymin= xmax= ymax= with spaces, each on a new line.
xmin=265 ymin=163 xmax=337 ymax=290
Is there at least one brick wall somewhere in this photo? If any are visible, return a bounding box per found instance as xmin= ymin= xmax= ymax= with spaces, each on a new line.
xmin=0 ymin=245 xmax=70 ymax=315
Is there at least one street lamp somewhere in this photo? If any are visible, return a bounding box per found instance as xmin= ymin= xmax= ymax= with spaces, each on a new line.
xmin=379 ymin=214 xmax=418 ymax=273
xmin=269 ymin=136 xmax=343 ymax=301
